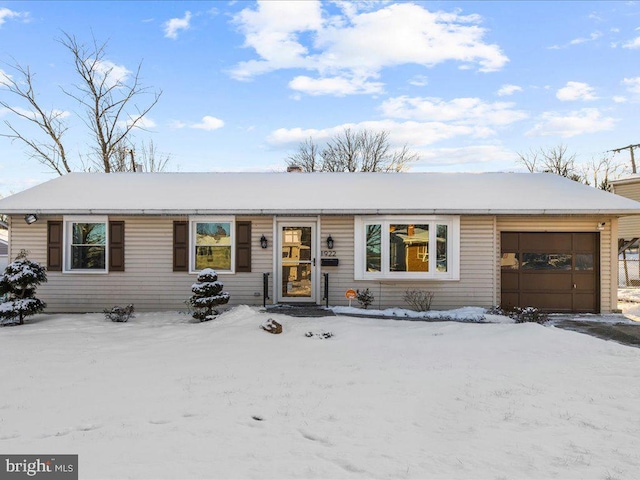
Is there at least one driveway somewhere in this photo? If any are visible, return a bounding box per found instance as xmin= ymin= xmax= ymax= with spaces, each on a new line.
xmin=552 ymin=317 xmax=640 ymax=348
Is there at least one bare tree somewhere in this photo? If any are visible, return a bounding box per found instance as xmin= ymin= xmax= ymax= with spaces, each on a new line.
xmin=584 ymin=155 xmax=628 ymax=191
xmin=286 ymin=128 xmax=418 ymax=172
xmin=517 ymin=144 xmax=584 ymax=183
xmin=136 ymin=140 xmax=170 ymax=173
xmin=0 ymin=32 xmax=164 ymax=174
xmin=287 ymin=137 xmax=321 ymax=172
xmin=0 ymin=64 xmax=72 ymax=175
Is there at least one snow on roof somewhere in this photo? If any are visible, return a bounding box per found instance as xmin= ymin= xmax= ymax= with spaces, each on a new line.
xmin=1 ymin=171 xmax=640 ymax=215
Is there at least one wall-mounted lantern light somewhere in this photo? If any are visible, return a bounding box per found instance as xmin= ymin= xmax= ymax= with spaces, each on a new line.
xmin=260 ymin=234 xmax=268 ymax=249
xmin=326 ymin=235 xmax=334 ymax=250
xmin=24 ymin=214 xmax=38 ymax=225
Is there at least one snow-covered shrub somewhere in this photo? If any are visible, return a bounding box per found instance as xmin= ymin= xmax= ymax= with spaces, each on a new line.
xmin=104 ymin=304 xmax=135 ymax=322
xmin=403 ymin=289 xmax=434 ymax=311
xmin=188 ymin=269 xmax=230 ymax=322
xmin=356 ymin=288 xmax=374 ymax=309
xmin=487 ymin=305 xmax=548 ymax=324
xmin=0 ymin=251 xmax=47 ymax=326
xmin=511 ymin=306 xmax=548 ymax=324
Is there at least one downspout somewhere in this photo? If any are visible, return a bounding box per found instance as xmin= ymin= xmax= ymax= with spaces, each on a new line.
xmin=493 ymin=215 xmax=498 ymax=307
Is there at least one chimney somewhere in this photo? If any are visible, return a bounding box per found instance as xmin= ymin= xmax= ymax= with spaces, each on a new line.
xmin=287 ymin=165 xmax=303 ymax=173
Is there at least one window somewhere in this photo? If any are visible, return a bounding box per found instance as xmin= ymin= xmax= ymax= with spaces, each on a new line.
xmin=355 ymin=216 xmax=460 ymax=280
xmin=64 ymin=216 xmax=108 ymax=273
xmin=190 ymin=217 xmax=235 ymax=273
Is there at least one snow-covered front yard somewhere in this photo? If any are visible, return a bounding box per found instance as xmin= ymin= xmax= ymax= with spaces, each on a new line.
xmin=1 ymin=305 xmax=640 ymax=479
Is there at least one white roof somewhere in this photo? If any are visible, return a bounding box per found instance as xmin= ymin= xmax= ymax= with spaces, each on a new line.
xmin=1 ymin=171 xmax=640 ymax=215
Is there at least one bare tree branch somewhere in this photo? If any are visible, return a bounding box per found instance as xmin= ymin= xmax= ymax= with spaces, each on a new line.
xmin=0 ymin=63 xmax=71 ymax=174
xmin=585 ymin=155 xmax=628 ymax=191
xmin=517 ymin=144 xmax=584 ymax=182
xmin=286 ymin=128 xmax=418 ymax=172
xmin=0 ymin=32 xmax=164 ymax=175
xmin=58 ymin=33 xmax=162 ymax=173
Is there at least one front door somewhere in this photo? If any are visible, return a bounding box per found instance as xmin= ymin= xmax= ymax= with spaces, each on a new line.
xmin=278 ymin=222 xmax=316 ymax=303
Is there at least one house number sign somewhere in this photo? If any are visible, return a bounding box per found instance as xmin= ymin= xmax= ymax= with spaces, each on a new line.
xmin=321 ymin=250 xmax=337 ymax=257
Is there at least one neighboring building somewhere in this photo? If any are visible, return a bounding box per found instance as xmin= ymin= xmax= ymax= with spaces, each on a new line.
xmin=610 ymin=176 xmax=640 ymax=286
xmin=1 ymin=171 xmax=640 ymax=314
xmin=0 ymin=220 xmax=8 ymax=272
xmin=610 ymin=176 xmax=640 ymax=243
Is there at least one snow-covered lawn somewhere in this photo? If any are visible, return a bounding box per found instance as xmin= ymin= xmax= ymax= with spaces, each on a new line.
xmin=2 ymin=305 xmax=640 ymax=479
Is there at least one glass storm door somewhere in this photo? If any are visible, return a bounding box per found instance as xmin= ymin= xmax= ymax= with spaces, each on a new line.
xmin=278 ymin=223 xmax=316 ymax=303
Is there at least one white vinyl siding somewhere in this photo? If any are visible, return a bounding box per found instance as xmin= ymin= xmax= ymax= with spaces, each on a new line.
xmin=10 ymin=215 xmax=273 ymax=312
xmin=321 ymin=216 xmax=494 ymax=310
xmin=8 ymin=213 xmax=618 ymax=313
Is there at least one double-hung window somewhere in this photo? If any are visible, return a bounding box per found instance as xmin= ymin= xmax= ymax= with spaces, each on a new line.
xmin=355 ymin=216 xmax=460 ymax=280
xmin=64 ymin=216 xmax=108 ymax=273
xmin=190 ymin=217 xmax=235 ymax=273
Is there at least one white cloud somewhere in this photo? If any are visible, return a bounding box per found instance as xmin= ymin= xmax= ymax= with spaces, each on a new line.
xmin=268 ymin=119 xmax=491 ymax=149
xmin=570 ymin=31 xmax=602 ymax=45
xmin=497 ymin=84 xmax=522 ymax=96
xmin=380 ymin=96 xmax=528 ymax=126
xmin=526 ymin=108 xmax=615 ymax=138
xmin=288 ymin=75 xmax=384 ymax=96
xmin=613 ymin=96 xmax=627 ymax=103
xmin=169 ymin=120 xmax=187 ymax=129
xmin=411 ymin=144 xmax=516 ymax=169
xmin=230 ymin=1 xmax=508 ymax=96
xmin=623 ymin=77 xmax=640 ymax=94
xmin=1 ymin=106 xmax=70 ymax=121
xmin=117 ymin=115 xmax=156 ymax=130
xmin=556 ymin=81 xmax=597 ymax=101
xmin=93 ymin=60 xmax=131 ymax=88
xmin=191 ymin=116 xmax=225 ymax=131
xmin=0 ymin=7 xmax=28 ymax=27
xmin=0 ymin=68 xmax=12 ymax=87
xmin=549 ymin=31 xmax=602 ymax=49
xmin=623 ymin=36 xmax=640 ymax=49
xmin=408 ymin=75 xmax=428 ymax=87
xmin=164 ymin=11 xmax=192 ymax=40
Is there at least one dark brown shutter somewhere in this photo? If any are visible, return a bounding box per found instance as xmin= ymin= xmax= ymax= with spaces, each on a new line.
xmin=47 ymin=221 xmax=63 ymax=271
xmin=173 ymin=221 xmax=189 ymax=272
xmin=236 ymin=221 xmax=252 ymax=273
xmin=109 ymin=221 xmax=125 ymax=272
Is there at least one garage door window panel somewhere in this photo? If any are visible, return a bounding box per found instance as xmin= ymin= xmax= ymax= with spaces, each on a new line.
xmin=521 ymin=253 xmax=572 ymax=270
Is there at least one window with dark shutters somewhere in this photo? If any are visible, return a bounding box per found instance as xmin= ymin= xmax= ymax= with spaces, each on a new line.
xmin=173 ymin=221 xmax=189 ymax=272
xmin=236 ymin=221 xmax=252 ymax=273
xmin=47 ymin=221 xmax=63 ymax=271
xmin=109 ymin=221 xmax=125 ymax=272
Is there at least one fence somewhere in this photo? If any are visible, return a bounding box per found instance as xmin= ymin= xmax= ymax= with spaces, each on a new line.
xmin=619 ymin=258 xmax=640 ymax=287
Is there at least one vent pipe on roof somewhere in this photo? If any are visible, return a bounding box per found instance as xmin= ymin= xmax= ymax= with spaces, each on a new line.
xmin=287 ymin=165 xmax=303 ymax=173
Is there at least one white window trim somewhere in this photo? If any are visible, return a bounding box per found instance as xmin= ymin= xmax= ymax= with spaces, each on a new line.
xmin=354 ymin=215 xmax=460 ymax=281
xmin=63 ymin=215 xmax=109 ymax=274
xmin=189 ymin=216 xmax=236 ymax=274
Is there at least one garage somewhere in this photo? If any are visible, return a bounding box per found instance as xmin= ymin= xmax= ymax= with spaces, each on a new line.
xmin=501 ymin=232 xmax=599 ymax=313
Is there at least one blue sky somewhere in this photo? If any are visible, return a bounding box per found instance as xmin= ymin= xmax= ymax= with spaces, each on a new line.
xmin=1 ymin=1 xmax=640 ymax=196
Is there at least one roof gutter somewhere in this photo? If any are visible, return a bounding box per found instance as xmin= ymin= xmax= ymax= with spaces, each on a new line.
xmin=3 ymin=209 xmax=640 ymax=216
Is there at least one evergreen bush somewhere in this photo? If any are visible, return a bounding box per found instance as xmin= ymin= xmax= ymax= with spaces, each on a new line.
xmin=188 ymin=269 xmax=230 ymax=322
xmin=0 ymin=251 xmax=47 ymax=326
